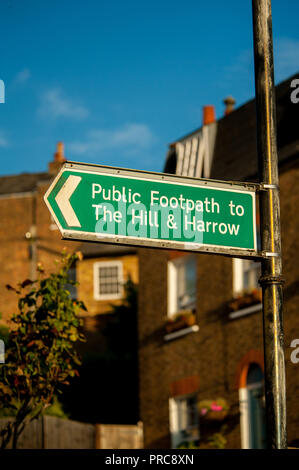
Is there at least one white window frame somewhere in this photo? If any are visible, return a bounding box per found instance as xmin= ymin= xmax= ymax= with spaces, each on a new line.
xmin=93 ymin=260 xmax=123 ymax=300
xmin=169 ymin=394 xmax=199 ymax=449
xmin=239 ymin=387 xmax=250 ymax=449
xmin=239 ymin=382 xmax=265 ymax=449
xmin=233 ymin=258 xmax=261 ymax=297
xmin=167 ymin=255 xmax=197 ymax=318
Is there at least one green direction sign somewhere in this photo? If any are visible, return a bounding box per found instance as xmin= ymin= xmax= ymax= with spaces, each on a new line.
xmin=44 ymin=162 xmax=259 ymax=258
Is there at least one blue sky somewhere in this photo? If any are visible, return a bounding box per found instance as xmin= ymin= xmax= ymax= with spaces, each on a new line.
xmin=0 ymin=0 xmax=298 ymax=176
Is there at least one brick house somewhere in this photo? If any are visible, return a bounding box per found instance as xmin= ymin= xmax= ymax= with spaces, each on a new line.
xmin=137 ymin=73 xmax=299 ymax=449
xmin=77 ymin=242 xmax=138 ymax=321
xmin=0 ymin=143 xmax=139 ymax=424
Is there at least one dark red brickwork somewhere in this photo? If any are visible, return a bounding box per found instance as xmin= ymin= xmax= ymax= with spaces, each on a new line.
xmin=0 ymin=172 xmax=80 ymax=322
xmin=170 ymin=375 xmax=200 ymax=397
xmin=138 ymin=159 xmax=299 ymax=449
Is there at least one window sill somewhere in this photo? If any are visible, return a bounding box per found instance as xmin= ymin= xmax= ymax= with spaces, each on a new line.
xmin=229 ymin=302 xmax=262 ymax=320
xmin=164 ymin=325 xmax=199 ymax=342
xmin=94 ymin=294 xmax=123 ymax=301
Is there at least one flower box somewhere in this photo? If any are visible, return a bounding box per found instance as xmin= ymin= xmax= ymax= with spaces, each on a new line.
xmin=198 ymin=398 xmax=229 ymax=422
xmin=202 ymin=409 xmax=228 ymax=421
xmin=165 ymin=310 xmax=196 ymax=334
xmin=229 ymin=289 xmax=262 ymax=312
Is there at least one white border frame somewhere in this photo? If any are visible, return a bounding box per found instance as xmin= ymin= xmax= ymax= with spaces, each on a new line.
xmin=169 ymin=394 xmax=200 ymax=449
xmin=93 ymin=260 xmax=123 ymax=300
xmin=233 ymin=258 xmax=244 ymax=296
xmin=239 ymin=387 xmax=250 ymax=449
xmin=232 ymin=258 xmax=261 ymax=297
xmin=167 ymin=254 xmax=197 ymax=318
xmin=239 ymin=381 xmax=265 ymax=449
xmin=44 ymin=161 xmax=259 ymax=259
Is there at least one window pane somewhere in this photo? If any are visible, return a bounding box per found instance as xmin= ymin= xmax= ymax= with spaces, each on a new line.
xmin=242 ymin=260 xmax=261 ymax=291
xmin=179 ymin=400 xmax=188 ymax=430
xmin=97 ymin=263 xmax=121 ymax=297
xmin=176 ymin=396 xmax=199 ymax=432
xmin=177 ymin=257 xmax=196 ymax=310
xmin=243 ymin=271 xmax=250 ymax=290
xmin=100 ymin=284 xmax=107 ymax=294
xmin=247 ymin=364 xmax=264 ymax=385
xmin=186 ymin=397 xmax=198 ymax=428
xmin=65 ymin=267 xmax=77 ymax=300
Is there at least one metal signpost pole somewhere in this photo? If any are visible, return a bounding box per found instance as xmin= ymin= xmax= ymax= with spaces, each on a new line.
xmin=252 ymin=0 xmax=287 ymax=448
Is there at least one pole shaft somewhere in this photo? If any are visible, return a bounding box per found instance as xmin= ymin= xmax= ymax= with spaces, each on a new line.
xmin=252 ymin=0 xmax=287 ymax=448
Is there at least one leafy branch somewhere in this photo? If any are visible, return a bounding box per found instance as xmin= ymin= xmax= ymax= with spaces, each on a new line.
xmin=0 ymin=251 xmax=86 ymax=449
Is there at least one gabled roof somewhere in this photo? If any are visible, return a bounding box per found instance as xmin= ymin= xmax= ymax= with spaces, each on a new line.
xmin=164 ymin=72 xmax=299 ymax=182
xmin=0 ymin=172 xmax=51 ymax=195
xmin=211 ymin=73 xmax=299 ymax=181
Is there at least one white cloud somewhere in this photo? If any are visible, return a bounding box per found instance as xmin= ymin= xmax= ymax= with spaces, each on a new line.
xmin=274 ymin=37 xmax=299 ymax=82
xmin=0 ymin=132 xmax=8 ymax=148
xmin=38 ymin=88 xmax=89 ymax=120
xmin=68 ymin=123 xmax=155 ymax=155
xmin=14 ymin=68 xmax=31 ymax=84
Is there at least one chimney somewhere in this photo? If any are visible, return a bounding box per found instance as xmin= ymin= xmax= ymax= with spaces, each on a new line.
xmin=48 ymin=141 xmax=66 ymax=175
xmin=223 ymin=96 xmax=236 ymax=116
xmin=203 ymin=105 xmax=216 ymax=125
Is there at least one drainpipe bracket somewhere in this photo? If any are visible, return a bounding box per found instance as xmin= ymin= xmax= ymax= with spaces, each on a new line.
xmin=261 ymin=251 xmax=280 ymax=258
xmin=259 ymin=183 xmax=280 ymax=191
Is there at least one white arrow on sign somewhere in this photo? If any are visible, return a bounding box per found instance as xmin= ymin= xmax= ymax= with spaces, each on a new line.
xmin=55 ymin=175 xmax=82 ymax=227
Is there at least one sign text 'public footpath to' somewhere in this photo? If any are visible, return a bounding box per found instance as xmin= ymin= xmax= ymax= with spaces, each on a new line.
xmin=44 ymin=162 xmax=258 ymax=258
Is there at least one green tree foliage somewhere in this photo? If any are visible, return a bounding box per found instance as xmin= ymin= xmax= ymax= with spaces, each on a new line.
xmin=44 ymin=395 xmax=69 ymax=419
xmin=208 ymin=426 xmax=228 ymax=449
xmin=0 ymin=251 xmax=86 ymax=449
xmin=0 ymin=323 xmax=9 ymax=345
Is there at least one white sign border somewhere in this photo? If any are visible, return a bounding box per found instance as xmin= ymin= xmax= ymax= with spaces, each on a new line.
xmin=44 ymin=161 xmax=259 ymax=259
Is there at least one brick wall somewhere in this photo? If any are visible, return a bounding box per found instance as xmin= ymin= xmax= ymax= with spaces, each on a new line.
xmin=0 ymin=181 xmax=80 ymax=323
xmin=138 ymin=159 xmax=299 ymax=449
xmin=0 ymin=178 xmax=138 ymax=323
xmin=280 ymin=161 xmax=299 ymax=444
xmin=0 ymin=194 xmax=35 ymax=321
xmin=77 ymin=254 xmax=138 ymax=316
xmin=36 ymin=181 xmax=80 ymax=270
